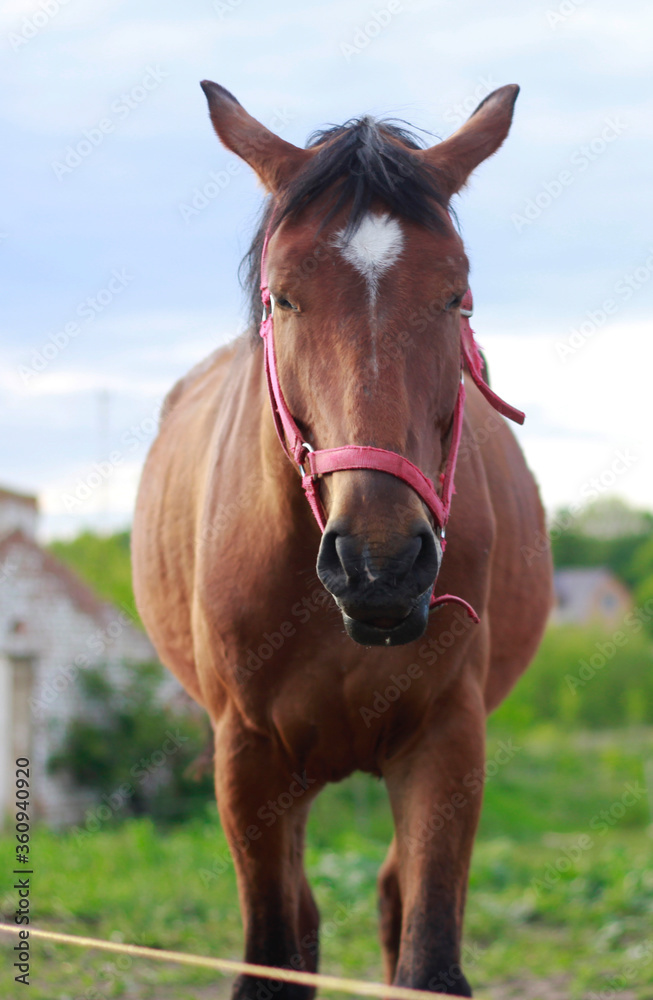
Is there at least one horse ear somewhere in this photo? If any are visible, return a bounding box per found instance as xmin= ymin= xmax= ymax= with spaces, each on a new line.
xmin=200 ymin=81 xmax=313 ymax=193
xmin=418 ymin=84 xmax=520 ymax=199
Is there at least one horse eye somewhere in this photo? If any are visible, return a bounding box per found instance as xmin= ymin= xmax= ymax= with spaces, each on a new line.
xmin=444 ymin=294 xmax=463 ymax=311
xmin=274 ymin=295 xmax=298 ymax=311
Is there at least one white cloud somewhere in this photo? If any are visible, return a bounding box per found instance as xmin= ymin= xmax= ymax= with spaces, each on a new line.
xmin=480 ymin=319 xmax=651 ymax=512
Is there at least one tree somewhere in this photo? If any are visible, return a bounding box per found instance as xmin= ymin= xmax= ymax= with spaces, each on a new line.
xmin=49 ymin=530 xmax=138 ymax=621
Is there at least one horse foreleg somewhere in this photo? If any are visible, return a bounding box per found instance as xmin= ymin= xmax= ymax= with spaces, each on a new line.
xmin=213 ymin=713 xmax=321 ymax=1000
xmin=382 ymin=682 xmax=486 ymax=998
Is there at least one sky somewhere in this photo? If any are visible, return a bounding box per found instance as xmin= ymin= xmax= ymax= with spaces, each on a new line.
xmin=1 ymin=0 xmax=652 ymax=539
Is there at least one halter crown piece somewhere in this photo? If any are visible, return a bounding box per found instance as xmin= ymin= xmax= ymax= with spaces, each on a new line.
xmin=258 ymin=221 xmax=524 ymax=625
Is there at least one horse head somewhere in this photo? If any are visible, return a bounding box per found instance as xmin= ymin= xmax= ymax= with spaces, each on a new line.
xmin=201 ymin=81 xmax=519 ymax=646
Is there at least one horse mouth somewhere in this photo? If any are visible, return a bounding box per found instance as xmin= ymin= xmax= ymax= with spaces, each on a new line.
xmin=339 ymin=589 xmax=432 ymax=647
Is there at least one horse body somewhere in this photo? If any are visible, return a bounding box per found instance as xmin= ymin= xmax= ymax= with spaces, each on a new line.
xmin=133 ymin=82 xmax=552 ymax=998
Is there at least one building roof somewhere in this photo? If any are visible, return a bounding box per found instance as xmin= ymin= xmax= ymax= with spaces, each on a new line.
xmin=0 ymin=528 xmax=116 ymax=625
xmin=0 ymin=486 xmax=38 ymax=510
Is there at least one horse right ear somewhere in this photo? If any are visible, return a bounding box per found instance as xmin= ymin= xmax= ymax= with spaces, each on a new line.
xmin=200 ymin=81 xmax=313 ymax=194
xmin=418 ymin=84 xmax=520 ymax=199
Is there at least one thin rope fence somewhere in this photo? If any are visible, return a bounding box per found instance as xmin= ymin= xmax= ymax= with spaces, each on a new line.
xmin=0 ymin=923 xmax=460 ymax=999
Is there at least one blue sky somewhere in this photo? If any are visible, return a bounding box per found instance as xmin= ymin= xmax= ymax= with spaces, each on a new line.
xmin=1 ymin=0 xmax=652 ymax=538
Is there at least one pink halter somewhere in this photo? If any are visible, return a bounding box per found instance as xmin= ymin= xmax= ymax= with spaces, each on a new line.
xmin=259 ymin=221 xmax=524 ymax=623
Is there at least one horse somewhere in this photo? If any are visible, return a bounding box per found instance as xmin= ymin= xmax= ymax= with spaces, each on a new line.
xmin=132 ymin=80 xmax=552 ymax=998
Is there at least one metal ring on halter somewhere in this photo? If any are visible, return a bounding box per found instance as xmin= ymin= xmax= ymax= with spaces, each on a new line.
xmin=262 ymin=295 xmax=276 ymax=322
xmin=298 ymin=441 xmax=314 ymax=476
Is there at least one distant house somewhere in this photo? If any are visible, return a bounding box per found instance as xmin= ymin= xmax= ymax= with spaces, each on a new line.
xmin=0 ymin=486 xmax=156 ymax=826
xmin=551 ymin=567 xmax=632 ymax=628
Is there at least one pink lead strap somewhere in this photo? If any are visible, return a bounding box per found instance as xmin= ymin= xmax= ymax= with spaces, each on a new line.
xmin=259 ymin=225 xmax=524 ymax=624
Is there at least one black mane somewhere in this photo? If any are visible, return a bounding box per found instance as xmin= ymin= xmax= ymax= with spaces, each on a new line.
xmin=240 ymin=116 xmax=451 ymax=338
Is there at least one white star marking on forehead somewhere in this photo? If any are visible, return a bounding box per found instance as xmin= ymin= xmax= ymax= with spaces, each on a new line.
xmin=334 ymin=212 xmax=404 ymax=297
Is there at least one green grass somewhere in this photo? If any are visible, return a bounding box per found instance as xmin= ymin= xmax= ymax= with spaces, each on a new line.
xmin=2 ymin=723 xmax=653 ymax=999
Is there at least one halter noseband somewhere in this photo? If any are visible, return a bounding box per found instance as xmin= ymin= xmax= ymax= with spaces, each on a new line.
xmin=258 ymin=221 xmax=524 ymax=624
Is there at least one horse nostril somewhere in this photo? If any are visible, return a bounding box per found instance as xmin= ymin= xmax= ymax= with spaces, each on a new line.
xmin=316 ymin=528 xmax=349 ymax=594
xmin=395 ymin=535 xmax=422 ymax=584
xmin=335 ymin=534 xmax=363 ymax=586
xmin=414 ymin=528 xmax=441 ymax=581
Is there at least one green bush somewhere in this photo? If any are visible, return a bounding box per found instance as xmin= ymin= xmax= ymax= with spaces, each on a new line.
xmin=493 ymin=624 xmax=653 ymax=731
xmin=48 ymin=662 xmax=214 ymax=823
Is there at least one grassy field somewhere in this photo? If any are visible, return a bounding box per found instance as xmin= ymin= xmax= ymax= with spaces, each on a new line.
xmin=1 ymin=723 xmax=652 ymax=1000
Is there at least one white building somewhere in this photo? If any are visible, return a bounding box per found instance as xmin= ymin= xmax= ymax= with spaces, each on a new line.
xmin=0 ymin=486 xmax=155 ymax=825
xmin=552 ymin=567 xmax=632 ymax=628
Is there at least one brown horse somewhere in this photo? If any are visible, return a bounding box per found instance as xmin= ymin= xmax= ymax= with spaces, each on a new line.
xmin=132 ymin=81 xmax=552 ymax=998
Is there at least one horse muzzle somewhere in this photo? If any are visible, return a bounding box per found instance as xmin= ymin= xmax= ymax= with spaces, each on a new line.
xmin=316 ymin=523 xmax=443 ymax=647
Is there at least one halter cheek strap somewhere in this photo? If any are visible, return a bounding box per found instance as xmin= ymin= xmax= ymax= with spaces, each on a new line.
xmin=259 ymin=226 xmax=524 ymax=624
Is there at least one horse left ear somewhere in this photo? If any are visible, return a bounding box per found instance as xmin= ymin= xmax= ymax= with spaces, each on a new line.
xmin=418 ymin=84 xmax=520 ymax=199
xmin=200 ymin=80 xmax=313 ymax=193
